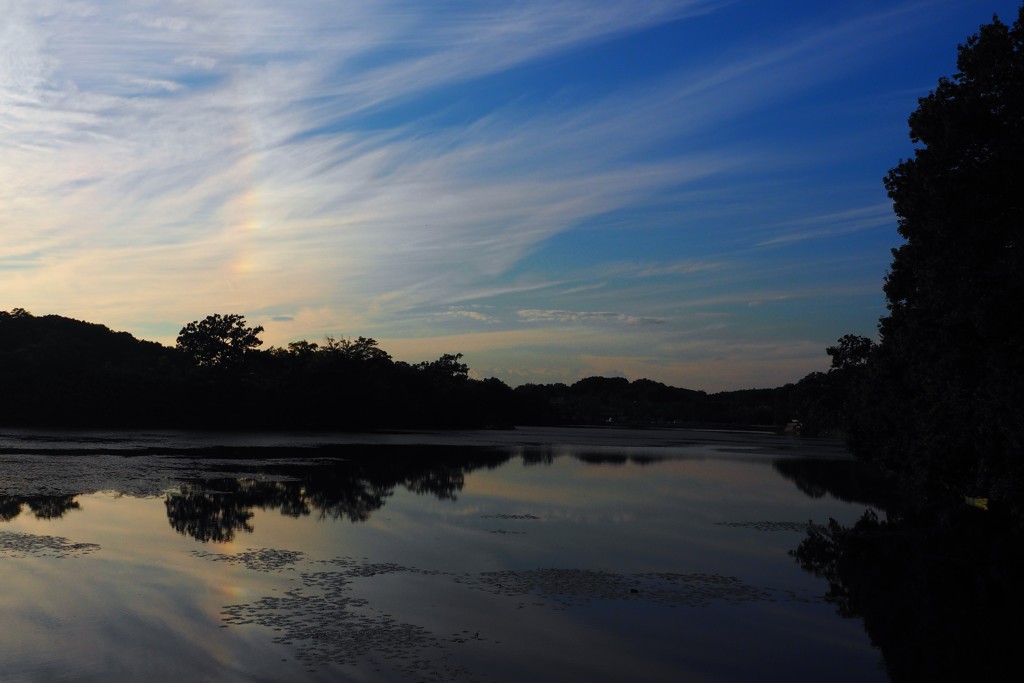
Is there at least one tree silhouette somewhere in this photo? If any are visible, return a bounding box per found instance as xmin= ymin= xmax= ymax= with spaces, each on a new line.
xmin=176 ymin=313 xmax=264 ymax=369
xmin=850 ymin=6 xmax=1024 ymax=509
xmin=826 ymin=335 xmax=874 ymax=371
xmin=2 ymin=306 xmax=814 ymax=431
xmin=414 ymin=353 xmax=469 ymax=381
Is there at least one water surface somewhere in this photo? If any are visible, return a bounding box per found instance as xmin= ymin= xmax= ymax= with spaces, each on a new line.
xmin=0 ymin=427 xmax=887 ymax=682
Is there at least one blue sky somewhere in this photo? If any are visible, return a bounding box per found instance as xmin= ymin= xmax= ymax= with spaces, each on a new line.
xmin=2 ymin=0 xmax=1019 ymax=390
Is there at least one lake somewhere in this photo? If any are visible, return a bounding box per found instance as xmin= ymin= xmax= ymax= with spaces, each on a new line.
xmin=1 ymin=426 xmax=895 ymax=682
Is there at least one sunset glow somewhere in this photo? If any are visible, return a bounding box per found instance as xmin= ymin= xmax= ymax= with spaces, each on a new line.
xmin=2 ymin=0 xmax=1017 ymax=389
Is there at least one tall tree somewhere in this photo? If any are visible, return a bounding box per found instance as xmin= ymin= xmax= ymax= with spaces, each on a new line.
xmin=176 ymin=313 xmax=264 ymax=369
xmin=855 ymin=6 xmax=1024 ymax=508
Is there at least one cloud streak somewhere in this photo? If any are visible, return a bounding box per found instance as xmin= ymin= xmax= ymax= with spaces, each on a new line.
xmin=3 ymin=0 xmax=1000 ymax=388
xmin=518 ymin=309 xmax=667 ymax=326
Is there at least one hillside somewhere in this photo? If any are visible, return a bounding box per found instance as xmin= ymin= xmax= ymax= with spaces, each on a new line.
xmin=1 ymin=309 xmax=811 ymax=431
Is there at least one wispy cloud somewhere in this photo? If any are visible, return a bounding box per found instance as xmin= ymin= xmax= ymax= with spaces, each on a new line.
xmin=753 ymin=204 xmax=895 ymax=247
xmin=438 ymin=307 xmax=501 ymax=324
xmin=628 ymin=260 xmax=725 ymax=278
xmin=0 ymin=0 xmax=969 ymax=389
xmin=518 ymin=309 xmax=667 ymax=325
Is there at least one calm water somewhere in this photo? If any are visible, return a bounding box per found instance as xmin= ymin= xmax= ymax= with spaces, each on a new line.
xmin=0 ymin=427 xmax=889 ymax=682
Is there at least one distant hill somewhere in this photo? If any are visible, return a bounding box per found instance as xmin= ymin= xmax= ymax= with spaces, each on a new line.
xmin=0 ymin=309 xmax=170 ymax=362
xmin=0 ymin=309 xmax=186 ymax=427
xmin=0 ymin=309 xmax=813 ymax=431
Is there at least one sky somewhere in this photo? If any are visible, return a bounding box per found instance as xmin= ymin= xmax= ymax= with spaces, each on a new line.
xmin=2 ymin=0 xmax=1020 ymax=391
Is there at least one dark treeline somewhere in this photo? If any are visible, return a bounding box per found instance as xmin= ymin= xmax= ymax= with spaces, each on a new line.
xmin=810 ymin=8 xmax=1024 ymax=515
xmin=0 ymin=305 xmax=910 ymax=436
xmin=0 ymin=307 xmax=813 ymax=431
xmin=0 ymin=308 xmax=506 ymax=430
xmin=4 ymin=7 xmax=1020 ymax=514
xmin=785 ymin=11 xmax=1024 ymax=670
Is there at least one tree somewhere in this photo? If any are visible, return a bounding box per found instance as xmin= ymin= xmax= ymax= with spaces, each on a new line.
xmin=882 ymin=7 xmax=1024 ymax=350
xmin=854 ymin=6 xmax=1024 ymax=509
xmin=176 ymin=314 xmax=264 ymax=369
xmin=286 ymin=340 xmax=319 ymax=358
xmin=826 ymin=335 xmax=875 ymax=371
xmin=323 ymin=336 xmax=392 ymax=364
xmin=793 ymin=335 xmax=877 ymax=437
xmin=414 ymin=353 xmax=469 ymax=381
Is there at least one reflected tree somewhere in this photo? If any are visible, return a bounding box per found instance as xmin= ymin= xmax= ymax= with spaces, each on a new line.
xmin=521 ymin=449 xmax=556 ymax=466
xmin=165 ymin=482 xmax=257 ymax=543
xmin=163 ymin=448 xmax=512 ymax=542
xmin=26 ymin=495 xmax=81 ymax=519
xmin=0 ymin=494 xmax=82 ymax=521
xmin=772 ymin=458 xmax=900 ymax=510
xmin=403 ymin=467 xmax=465 ymax=501
xmin=791 ymin=506 xmax=1024 ymax=681
xmin=0 ymin=496 xmax=23 ymax=522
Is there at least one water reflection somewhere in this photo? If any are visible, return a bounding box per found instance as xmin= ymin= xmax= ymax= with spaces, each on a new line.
xmin=777 ymin=456 xmax=1024 ymax=680
xmin=1 ymin=433 xmax=888 ymax=682
xmin=8 ymin=434 xmax=1011 ymax=683
xmin=0 ymin=494 xmax=81 ymax=521
xmin=2 ymin=451 xmax=887 ymax=545
xmin=166 ymin=449 xmax=512 ymax=542
xmin=162 ymin=449 xmax=676 ymax=543
xmin=574 ymin=452 xmax=664 ymax=466
xmin=772 ymin=457 xmax=900 ymax=509
xmin=165 ymin=481 xmax=259 ymax=542
xmin=792 ymin=504 xmax=1024 ymax=682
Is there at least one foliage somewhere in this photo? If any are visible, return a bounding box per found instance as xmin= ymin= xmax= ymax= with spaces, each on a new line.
xmin=803 ymin=335 xmax=878 ymax=436
xmin=322 ymin=335 xmax=392 ymax=363
xmin=848 ymin=6 xmax=1024 ymax=509
xmin=826 ymin=334 xmax=874 ymax=371
xmin=414 ymin=352 xmax=469 ymax=381
xmin=510 ymin=376 xmax=791 ymax=428
xmin=0 ymin=308 xmax=817 ymax=431
xmin=176 ymin=313 xmax=264 ymax=369
xmin=0 ymin=310 xmax=187 ymax=427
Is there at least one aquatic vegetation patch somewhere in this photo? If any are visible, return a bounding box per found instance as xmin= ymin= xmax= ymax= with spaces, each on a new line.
xmin=212 ymin=556 xmax=480 ymax=681
xmin=197 ymin=546 xmax=823 ymax=680
xmin=457 ymin=568 xmax=811 ymax=609
xmin=310 ymin=556 xmax=450 ymax=578
xmin=190 ymin=547 xmax=304 ymax=572
xmin=0 ymin=530 xmax=99 ymax=558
